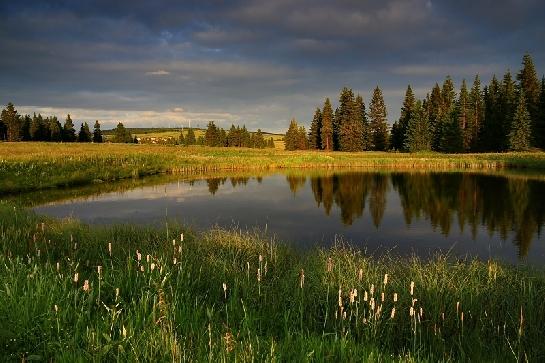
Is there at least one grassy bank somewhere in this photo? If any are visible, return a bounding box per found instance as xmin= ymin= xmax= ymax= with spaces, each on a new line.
xmin=2 ymin=142 xmax=545 ymax=193
xmin=1 ymin=201 xmax=545 ymax=361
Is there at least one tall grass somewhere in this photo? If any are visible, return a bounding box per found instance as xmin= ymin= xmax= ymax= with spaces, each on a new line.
xmin=2 ymin=142 xmax=545 ymax=193
xmin=1 ymin=201 xmax=544 ymax=361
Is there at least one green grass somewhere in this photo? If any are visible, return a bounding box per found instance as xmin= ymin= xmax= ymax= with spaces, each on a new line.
xmin=1 ymin=201 xmax=545 ymax=361
xmin=3 ymin=142 xmax=545 ymax=194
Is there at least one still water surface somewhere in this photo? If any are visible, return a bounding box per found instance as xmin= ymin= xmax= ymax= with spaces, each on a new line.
xmin=33 ymin=171 xmax=545 ymax=265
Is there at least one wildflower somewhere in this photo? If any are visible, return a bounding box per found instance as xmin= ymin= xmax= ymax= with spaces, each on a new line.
xmin=259 ymin=254 xmax=263 ymax=263
xmin=151 ymin=263 xmax=156 ymax=271
xmin=180 ymin=233 xmax=184 ymax=242
xmin=73 ymin=272 xmax=79 ymax=283
xmin=370 ymin=297 xmax=375 ymax=311
xmin=257 ymin=268 xmax=261 ymax=282
xmin=381 ymin=292 xmax=385 ymax=302
xmin=223 ymin=283 xmax=227 ymax=299
xmin=409 ymin=306 xmax=414 ymax=317
xmin=56 ymin=262 xmax=60 ymax=272
xmin=54 ymin=305 xmax=58 ymax=314
xmin=136 ymin=250 xmax=142 ymax=261
xmin=338 ymin=288 xmax=342 ymax=307
xmin=146 ymin=254 xmax=150 ymax=263
xmin=358 ymin=268 xmax=363 ymax=281
xmin=349 ymin=289 xmax=356 ymax=304
xmin=299 ymin=269 xmax=305 ymax=288
xmin=140 ymin=265 xmax=144 ymax=272
xmin=108 ymin=242 xmax=112 ymax=256
xmin=456 ymin=301 xmax=460 ymax=314
xmin=410 ymin=281 xmax=414 ymax=296
xmin=122 ymin=325 xmax=127 ymax=339
xmin=364 ymin=290 xmax=368 ymax=302
xmin=173 ymin=257 xmax=177 ymax=265
xmin=370 ymin=284 xmax=375 ymax=296
xmin=383 ymin=273 xmax=388 ymax=285
xmin=83 ymin=280 xmax=90 ymax=292
xmin=390 ymin=307 xmax=396 ymax=319
xmin=115 ymin=288 xmax=120 ymax=300
xmin=97 ymin=265 xmax=102 ymax=278
xmin=393 ymin=292 xmax=398 ymax=302
xmin=172 ymin=239 xmax=176 ymax=246
xmin=327 ymin=257 xmax=333 ymax=272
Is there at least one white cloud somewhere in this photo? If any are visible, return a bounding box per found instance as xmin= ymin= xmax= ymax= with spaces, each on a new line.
xmin=145 ymin=70 xmax=170 ymax=75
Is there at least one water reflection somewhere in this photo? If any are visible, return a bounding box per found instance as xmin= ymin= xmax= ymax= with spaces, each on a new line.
xmin=31 ymin=171 xmax=545 ymax=263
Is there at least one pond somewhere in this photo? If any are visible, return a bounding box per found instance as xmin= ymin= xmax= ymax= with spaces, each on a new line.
xmin=32 ymin=170 xmax=545 ymax=265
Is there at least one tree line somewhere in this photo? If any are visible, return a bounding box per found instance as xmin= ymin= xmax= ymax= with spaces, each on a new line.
xmin=196 ymin=121 xmax=275 ymax=148
xmin=286 ymin=53 xmax=545 ymax=152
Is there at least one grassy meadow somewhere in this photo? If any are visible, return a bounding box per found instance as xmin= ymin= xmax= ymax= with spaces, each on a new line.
xmin=2 ymin=142 xmax=545 ymax=361
xmin=3 ymin=142 xmax=545 ymax=193
xmin=1 ymin=201 xmax=545 ymax=361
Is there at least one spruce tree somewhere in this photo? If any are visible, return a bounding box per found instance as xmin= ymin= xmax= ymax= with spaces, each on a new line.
xmin=30 ymin=113 xmax=43 ymax=141
xmin=480 ymin=76 xmax=502 ymax=151
xmin=405 ymin=100 xmax=431 ymax=152
xmin=267 ymin=137 xmax=275 ymax=148
xmin=284 ymin=119 xmax=300 ymax=150
xmin=499 ymin=71 xmax=517 ymax=150
xmin=297 ymin=126 xmax=309 ymax=150
xmin=1 ymin=102 xmax=21 ymax=141
xmin=78 ymin=122 xmax=92 ymax=142
xmin=517 ymin=53 xmax=540 ymax=143
xmin=49 ymin=117 xmax=62 ymax=142
xmin=254 ymin=129 xmax=266 ymax=149
xmin=63 ymin=114 xmax=77 ymax=142
xmin=357 ymin=95 xmax=372 ymax=150
xmin=308 ymin=108 xmax=322 ymax=149
xmin=337 ymin=87 xmax=363 ymax=151
xmin=204 ymin=121 xmax=220 ymax=146
xmin=457 ymin=80 xmax=471 ymax=151
xmin=392 ymin=85 xmax=416 ymax=151
xmin=21 ymin=114 xmax=32 ymax=141
xmin=534 ymin=77 xmax=545 ymax=149
xmin=509 ymin=91 xmax=532 ymax=151
xmin=113 ymin=122 xmax=132 ymax=143
xmin=320 ymin=98 xmax=334 ymax=151
xmin=93 ymin=120 xmax=103 ymax=143
xmin=178 ymin=129 xmax=185 ymax=145
xmin=368 ymin=86 xmax=389 ymax=151
xmin=428 ymin=84 xmax=443 ymax=150
xmin=438 ymin=109 xmax=463 ymax=153
xmin=185 ymin=128 xmax=196 ymax=145
xmin=468 ymin=75 xmax=484 ymax=151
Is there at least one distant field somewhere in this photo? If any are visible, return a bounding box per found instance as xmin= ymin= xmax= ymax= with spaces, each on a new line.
xmin=2 ymin=142 xmax=545 ymax=193
xmin=102 ymin=127 xmax=285 ymax=149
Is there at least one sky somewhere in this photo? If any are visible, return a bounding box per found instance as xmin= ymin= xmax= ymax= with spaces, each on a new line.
xmin=1 ymin=0 xmax=544 ymax=132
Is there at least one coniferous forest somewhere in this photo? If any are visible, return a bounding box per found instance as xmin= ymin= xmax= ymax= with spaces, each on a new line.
xmin=286 ymin=53 xmax=545 ymax=153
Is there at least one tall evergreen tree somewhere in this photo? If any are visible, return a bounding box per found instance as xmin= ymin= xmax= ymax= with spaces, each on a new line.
xmin=63 ymin=114 xmax=76 ymax=142
xmin=457 ymin=80 xmax=471 ymax=151
xmin=185 ymin=128 xmax=196 ymax=145
xmin=468 ymin=75 xmax=484 ymax=151
xmin=30 ymin=113 xmax=45 ymax=141
xmin=285 ymin=119 xmax=300 ymax=150
xmin=335 ymin=87 xmax=357 ymax=151
xmin=78 ymin=122 xmax=92 ymax=142
xmin=368 ymin=86 xmax=389 ymax=151
xmin=405 ymin=100 xmax=431 ymax=152
xmin=112 ymin=122 xmax=133 ymax=143
xmin=356 ymin=94 xmax=372 ymax=151
xmin=49 ymin=117 xmax=62 ymax=142
xmin=499 ymin=71 xmax=517 ymax=150
xmin=480 ymin=76 xmax=502 ymax=151
xmin=339 ymin=91 xmax=365 ymax=151
xmin=0 ymin=115 xmax=5 ymax=141
xmin=535 ymin=77 xmax=545 ymax=149
xmin=21 ymin=114 xmax=32 ymax=141
xmin=1 ymin=102 xmax=21 ymax=141
xmin=517 ymin=53 xmax=540 ymax=144
xmin=254 ymin=129 xmax=266 ymax=149
xmin=320 ymin=98 xmax=334 ymax=151
xmin=438 ymin=110 xmax=463 ymax=153
xmin=241 ymin=125 xmax=251 ymax=147
xmin=308 ymin=108 xmax=322 ymax=149
xmin=509 ymin=91 xmax=532 ymax=151
xmin=428 ymin=84 xmax=443 ymax=150
xmin=297 ymin=126 xmax=309 ymax=150
xmin=392 ymin=85 xmax=416 ymax=151
xmin=93 ymin=120 xmax=103 ymax=143
xmin=204 ymin=121 xmax=220 ymax=146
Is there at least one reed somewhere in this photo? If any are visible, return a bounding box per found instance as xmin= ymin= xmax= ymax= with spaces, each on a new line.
xmin=1 ymin=200 xmax=544 ymax=361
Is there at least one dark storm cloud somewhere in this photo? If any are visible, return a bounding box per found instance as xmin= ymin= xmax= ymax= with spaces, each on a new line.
xmin=1 ymin=0 xmax=544 ymax=131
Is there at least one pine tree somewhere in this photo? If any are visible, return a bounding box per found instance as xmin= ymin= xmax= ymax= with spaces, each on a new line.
xmin=457 ymin=80 xmax=471 ymax=151
xmin=499 ymin=71 xmax=517 ymax=150
xmin=438 ymin=109 xmax=463 ymax=153
xmin=284 ymin=119 xmax=300 ymax=150
xmin=392 ymin=85 xmax=416 ymax=151
xmin=254 ymin=129 xmax=266 ymax=148
xmin=185 ymin=128 xmax=196 ymax=145
xmin=204 ymin=121 xmax=220 ymax=146
xmin=468 ymin=75 xmax=484 ymax=151
xmin=517 ymin=53 xmax=540 ymax=144
xmin=368 ymin=86 xmax=389 ymax=151
xmin=78 ymin=122 xmax=92 ymax=142
xmin=428 ymin=84 xmax=443 ymax=150
xmin=63 ymin=114 xmax=76 ymax=142
xmin=534 ymin=77 xmax=545 ymax=149
xmin=30 ymin=113 xmax=43 ymax=141
xmin=320 ymin=98 xmax=334 ymax=151
xmin=49 ymin=117 xmax=62 ymax=142
xmin=178 ymin=129 xmax=185 ymax=145
xmin=357 ymin=94 xmax=372 ymax=151
xmin=93 ymin=120 xmax=103 ymax=143
xmin=405 ymin=100 xmax=431 ymax=152
xmin=297 ymin=126 xmax=309 ymax=150
xmin=267 ymin=137 xmax=275 ymax=148
xmin=241 ymin=125 xmax=251 ymax=147
xmin=509 ymin=91 xmax=532 ymax=151
xmin=480 ymin=76 xmax=502 ymax=151
xmin=113 ymin=122 xmax=132 ymax=143
xmin=308 ymin=108 xmax=322 ymax=149
xmin=337 ymin=87 xmax=363 ymax=151
xmin=21 ymin=115 xmax=32 ymax=141
xmin=1 ymin=102 xmax=21 ymax=141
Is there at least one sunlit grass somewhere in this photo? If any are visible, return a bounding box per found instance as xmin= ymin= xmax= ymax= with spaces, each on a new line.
xmin=2 ymin=142 xmax=545 ymax=193
xmin=1 ymin=201 xmax=544 ymax=361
